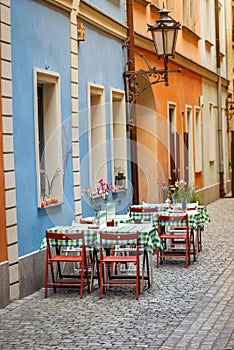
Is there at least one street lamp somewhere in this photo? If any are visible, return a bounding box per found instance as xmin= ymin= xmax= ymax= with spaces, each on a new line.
xmin=124 ymin=4 xmax=181 ymax=204
xmin=123 ymin=5 xmax=181 ymax=114
xmin=148 ymin=7 xmax=180 ymax=59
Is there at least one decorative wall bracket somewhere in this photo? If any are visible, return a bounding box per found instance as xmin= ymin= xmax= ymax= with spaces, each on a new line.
xmin=123 ymin=44 xmax=181 ymax=129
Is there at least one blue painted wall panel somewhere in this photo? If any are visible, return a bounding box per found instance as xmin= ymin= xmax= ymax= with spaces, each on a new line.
xmin=11 ymin=0 xmax=74 ymax=256
xmin=78 ymin=23 xmax=131 ymax=216
xmin=83 ymin=0 xmax=126 ymax=24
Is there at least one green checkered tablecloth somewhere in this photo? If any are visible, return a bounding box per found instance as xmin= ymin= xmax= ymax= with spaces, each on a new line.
xmin=129 ymin=204 xmax=210 ymax=231
xmin=154 ymin=211 xmax=203 ymax=229
xmin=40 ymin=223 xmax=163 ymax=253
xmin=40 ymin=223 xmax=99 ymax=249
xmin=129 ymin=205 xmax=161 ymax=223
xmin=197 ymin=205 xmax=211 ymax=230
xmin=100 ymin=223 xmax=163 ymax=252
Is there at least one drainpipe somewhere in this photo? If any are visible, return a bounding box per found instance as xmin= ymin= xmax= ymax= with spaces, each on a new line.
xmin=126 ymin=0 xmax=139 ymax=204
xmin=215 ymin=0 xmax=225 ymax=197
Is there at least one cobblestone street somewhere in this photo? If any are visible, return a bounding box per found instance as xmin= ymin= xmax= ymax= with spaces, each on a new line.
xmin=0 ymin=198 xmax=233 ymax=350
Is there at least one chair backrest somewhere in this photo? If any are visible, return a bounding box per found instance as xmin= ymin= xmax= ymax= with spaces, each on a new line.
xmin=100 ymin=231 xmax=139 ymax=247
xmin=157 ymin=213 xmax=189 ymax=234
xmin=80 ymin=218 xmax=93 ymax=224
xmin=129 ymin=206 xmax=157 ymax=215
xmin=46 ymin=230 xmax=85 ymax=245
xmin=185 ymin=202 xmax=198 ymax=210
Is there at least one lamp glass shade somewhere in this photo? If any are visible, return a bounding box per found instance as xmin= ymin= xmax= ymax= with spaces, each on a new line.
xmin=151 ymin=25 xmax=178 ymax=57
xmin=148 ymin=7 xmax=181 ymax=58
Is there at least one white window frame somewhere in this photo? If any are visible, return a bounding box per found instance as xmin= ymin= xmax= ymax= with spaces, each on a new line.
xmin=88 ymin=83 xmax=107 ymax=188
xmin=194 ymin=107 xmax=202 ymax=172
xmin=167 ymin=102 xmax=177 ymax=179
xmin=110 ymin=88 xmax=128 ymax=190
xmin=208 ymin=103 xmax=216 ymax=162
xmin=34 ymin=68 xmax=63 ymax=207
xmin=185 ymin=105 xmax=194 ymax=186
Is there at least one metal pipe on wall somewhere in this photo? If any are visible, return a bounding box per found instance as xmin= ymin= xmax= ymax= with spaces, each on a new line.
xmin=215 ymin=0 xmax=225 ymax=198
xmin=126 ymin=0 xmax=139 ymax=204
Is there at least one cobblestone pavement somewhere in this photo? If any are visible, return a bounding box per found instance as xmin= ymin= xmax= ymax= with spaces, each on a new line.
xmin=0 ymin=198 xmax=233 ymax=350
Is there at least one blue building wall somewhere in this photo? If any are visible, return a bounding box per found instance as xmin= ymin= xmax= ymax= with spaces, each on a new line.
xmin=83 ymin=0 xmax=126 ymax=24
xmin=78 ymin=22 xmax=132 ymax=216
xmin=11 ymin=0 xmax=74 ymax=257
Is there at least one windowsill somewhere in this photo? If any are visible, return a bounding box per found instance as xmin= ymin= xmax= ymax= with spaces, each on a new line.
xmin=182 ymin=25 xmax=201 ymax=41
xmin=38 ymin=202 xmax=63 ymax=209
xmin=112 ymin=188 xmax=127 ymax=193
xmin=205 ymin=39 xmax=214 ymax=51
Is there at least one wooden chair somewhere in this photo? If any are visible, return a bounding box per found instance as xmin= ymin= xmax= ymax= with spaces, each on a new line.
xmin=156 ymin=213 xmax=191 ymax=268
xmin=99 ymin=231 xmax=140 ymax=300
xmin=129 ymin=206 xmax=157 ymax=224
xmin=80 ymin=218 xmax=93 ymax=224
xmin=44 ymin=231 xmax=90 ymax=298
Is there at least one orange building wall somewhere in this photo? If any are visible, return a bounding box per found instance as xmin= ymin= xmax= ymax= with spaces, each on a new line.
xmin=135 ymin=47 xmax=203 ymax=191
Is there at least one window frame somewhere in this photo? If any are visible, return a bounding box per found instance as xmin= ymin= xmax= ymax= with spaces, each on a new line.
xmin=110 ymin=88 xmax=128 ymax=191
xmin=34 ymin=68 xmax=63 ymax=208
xmin=88 ymin=83 xmax=107 ymax=188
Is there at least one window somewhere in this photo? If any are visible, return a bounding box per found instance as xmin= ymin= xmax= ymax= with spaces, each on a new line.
xmin=110 ymin=89 xmax=127 ymax=190
xmin=194 ymin=108 xmax=202 ymax=172
xmin=185 ymin=106 xmax=194 ymax=186
xmin=88 ymin=84 xmax=107 ymax=187
xmin=34 ymin=69 xmax=63 ymax=207
xmin=183 ymin=0 xmax=197 ymax=32
xmin=168 ymin=104 xmax=179 ymax=183
xmin=208 ymin=103 xmax=216 ymax=162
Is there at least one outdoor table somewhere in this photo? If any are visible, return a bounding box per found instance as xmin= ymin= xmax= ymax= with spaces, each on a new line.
xmin=129 ymin=204 xmax=210 ymax=231
xmin=41 ymin=222 xmax=163 ymax=254
xmin=41 ymin=222 xmax=163 ymax=291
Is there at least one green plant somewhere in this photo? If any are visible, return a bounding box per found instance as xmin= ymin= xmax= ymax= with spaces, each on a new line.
xmin=175 ymin=185 xmax=203 ymax=205
xmin=159 ymin=179 xmax=203 ymax=205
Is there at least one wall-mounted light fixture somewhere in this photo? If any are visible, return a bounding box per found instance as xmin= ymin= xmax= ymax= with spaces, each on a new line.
xmin=124 ymin=3 xmax=181 ymax=204
xmin=226 ymin=96 xmax=234 ymax=132
xmin=123 ymin=5 xmax=181 ymax=119
xmin=78 ymin=22 xmax=85 ymax=41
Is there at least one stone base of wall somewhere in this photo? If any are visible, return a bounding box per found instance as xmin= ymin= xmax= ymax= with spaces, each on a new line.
xmin=0 ymin=262 xmax=10 ymax=308
xmin=19 ymin=249 xmax=46 ymax=299
xmin=197 ymin=183 xmax=221 ymax=205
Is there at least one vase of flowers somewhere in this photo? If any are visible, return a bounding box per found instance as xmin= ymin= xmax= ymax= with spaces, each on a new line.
xmin=96 ymin=179 xmax=112 ymax=205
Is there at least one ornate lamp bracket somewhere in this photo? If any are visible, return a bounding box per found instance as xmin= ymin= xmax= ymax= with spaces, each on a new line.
xmin=123 ymin=44 xmax=181 ymax=129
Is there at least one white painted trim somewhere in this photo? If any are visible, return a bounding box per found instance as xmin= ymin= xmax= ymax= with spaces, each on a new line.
xmin=34 ymin=68 xmax=63 ymax=206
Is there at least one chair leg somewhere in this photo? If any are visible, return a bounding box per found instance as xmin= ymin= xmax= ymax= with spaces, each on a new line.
xmin=136 ymin=258 xmax=139 ymax=300
xmin=99 ymin=261 xmax=103 ymax=299
xmin=146 ymin=252 xmax=150 ymax=289
xmin=156 ymin=248 xmax=159 ymax=268
xmin=198 ymin=229 xmax=202 ymax=252
xmin=44 ymin=253 xmax=49 ymax=298
xmin=142 ymin=250 xmax=150 ymax=291
xmin=80 ymin=261 xmax=84 ymax=299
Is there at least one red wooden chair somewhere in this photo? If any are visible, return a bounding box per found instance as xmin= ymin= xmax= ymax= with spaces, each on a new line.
xmin=129 ymin=206 xmax=157 ymax=214
xmin=129 ymin=206 xmax=157 ymax=224
xmin=99 ymin=231 xmax=140 ymax=300
xmin=156 ymin=213 xmax=191 ymax=268
xmin=44 ymin=231 xmax=90 ymax=298
xmin=80 ymin=218 xmax=93 ymax=224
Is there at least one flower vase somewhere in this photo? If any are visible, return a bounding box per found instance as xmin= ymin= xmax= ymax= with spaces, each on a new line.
xmin=93 ymin=211 xmax=99 ymax=227
xmin=165 ymin=197 xmax=171 ymax=206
